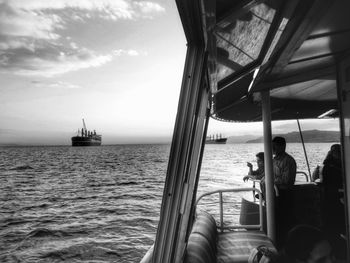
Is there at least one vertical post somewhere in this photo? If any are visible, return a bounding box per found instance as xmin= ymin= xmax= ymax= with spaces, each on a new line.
xmin=259 ymin=192 xmax=263 ymax=231
xmin=220 ymin=192 xmax=224 ymax=232
xmin=297 ymin=119 xmax=311 ymax=179
xmin=337 ymin=58 xmax=350 ymax=260
xmin=261 ymin=90 xmax=276 ymax=242
xmin=152 ymin=45 xmax=206 ymax=263
xmin=253 ymin=181 xmax=256 ymax=202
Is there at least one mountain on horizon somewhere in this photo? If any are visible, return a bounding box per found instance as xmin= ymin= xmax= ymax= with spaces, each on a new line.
xmin=226 ymin=135 xmax=258 ymax=144
xmin=245 ymin=129 xmax=340 ymax=143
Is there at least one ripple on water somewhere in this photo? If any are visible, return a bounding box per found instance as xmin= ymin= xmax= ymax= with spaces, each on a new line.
xmin=0 ymin=143 xmax=333 ymax=262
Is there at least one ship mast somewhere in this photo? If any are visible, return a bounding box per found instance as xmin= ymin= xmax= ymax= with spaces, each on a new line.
xmin=82 ymin=118 xmax=87 ymax=130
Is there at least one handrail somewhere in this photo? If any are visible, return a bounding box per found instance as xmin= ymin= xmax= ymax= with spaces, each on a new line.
xmin=247 ymin=170 xmax=310 ymax=185
xmin=296 ymin=171 xmax=310 ymax=182
xmin=196 ymin=187 xmax=264 ymax=232
xmin=251 ymin=179 xmax=261 ymax=202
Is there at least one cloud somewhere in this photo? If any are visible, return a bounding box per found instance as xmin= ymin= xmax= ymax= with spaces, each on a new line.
xmin=5 ymin=0 xmax=165 ymax=22
xmin=0 ymin=0 xmax=165 ymax=42
xmin=113 ymin=49 xmax=147 ymax=56
xmin=0 ymin=40 xmax=113 ymax=76
xmin=0 ymin=41 xmax=146 ymax=76
xmin=0 ymin=3 xmax=63 ymax=40
xmin=32 ymin=80 xmax=82 ymax=89
xmin=0 ymin=0 xmax=164 ymax=76
xmin=134 ymin=2 xmax=166 ymax=18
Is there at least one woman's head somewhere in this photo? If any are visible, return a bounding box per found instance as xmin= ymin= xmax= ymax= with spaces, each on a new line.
xmin=284 ymin=225 xmax=334 ymax=263
xmin=330 ymin=144 xmax=341 ymax=160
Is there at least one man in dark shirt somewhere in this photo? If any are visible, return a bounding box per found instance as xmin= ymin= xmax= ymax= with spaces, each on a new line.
xmin=257 ymin=137 xmax=297 ymax=197
xmin=272 ymin=136 xmax=297 ymax=189
xmin=271 ymin=137 xmax=297 ymax=247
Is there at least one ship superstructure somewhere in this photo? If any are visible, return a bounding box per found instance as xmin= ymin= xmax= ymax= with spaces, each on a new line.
xmin=71 ymin=119 xmax=101 ymax=146
xmin=205 ymin=134 xmax=227 ymax=144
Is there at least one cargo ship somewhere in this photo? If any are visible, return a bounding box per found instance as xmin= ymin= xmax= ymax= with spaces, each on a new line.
xmin=205 ymin=134 xmax=227 ymax=144
xmin=71 ymin=119 xmax=101 ymax=146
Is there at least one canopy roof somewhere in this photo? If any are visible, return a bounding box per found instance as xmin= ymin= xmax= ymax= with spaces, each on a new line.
xmin=180 ymin=0 xmax=350 ymax=122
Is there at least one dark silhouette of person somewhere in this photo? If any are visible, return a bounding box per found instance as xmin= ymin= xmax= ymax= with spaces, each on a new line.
xmin=276 ymin=225 xmax=335 ymax=263
xmin=322 ymin=144 xmax=342 ymax=189
xmin=320 ymin=144 xmax=346 ymax=259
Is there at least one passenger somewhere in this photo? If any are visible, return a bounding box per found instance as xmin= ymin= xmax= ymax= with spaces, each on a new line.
xmin=320 ymin=144 xmax=346 ymax=259
xmin=322 ymin=144 xmax=342 ymax=188
xmin=312 ymin=144 xmax=342 ymax=183
xmin=311 ymin=164 xmax=323 ymax=182
xmin=257 ymin=137 xmax=296 ymax=198
xmin=271 ymin=136 xmax=297 ymax=189
xmin=243 ymin=152 xmax=264 ymax=182
xmin=276 ymin=225 xmax=335 ymax=263
xmin=270 ymin=137 xmax=297 ymax=245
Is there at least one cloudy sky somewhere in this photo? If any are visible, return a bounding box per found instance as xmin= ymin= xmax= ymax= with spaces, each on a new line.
xmin=0 ymin=0 xmax=339 ymax=145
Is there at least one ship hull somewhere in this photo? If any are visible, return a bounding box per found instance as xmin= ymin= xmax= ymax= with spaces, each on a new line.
xmin=71 ymin=136 xmax=101 ymax=146
xmin=205 ymin=138 xmax=227 ymax=144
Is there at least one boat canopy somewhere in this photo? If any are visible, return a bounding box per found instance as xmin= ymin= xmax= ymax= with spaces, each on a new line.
xmin=177 ymin=0 xmax=350 ymax=122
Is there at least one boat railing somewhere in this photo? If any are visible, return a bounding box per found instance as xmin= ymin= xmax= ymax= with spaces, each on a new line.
xmin=296 ymin=171 xmax=310 ymax=182
xmin=250 ymin=179 xmax=261 ymax=202
xmin=196 ymin=188 xmax=264 ymax=232
xmin=248 ymin=170 xmax=310 ymax=201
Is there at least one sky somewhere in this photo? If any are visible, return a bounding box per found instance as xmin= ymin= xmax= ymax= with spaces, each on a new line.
xmin=0 ymin=0 xmax=340 ymax=145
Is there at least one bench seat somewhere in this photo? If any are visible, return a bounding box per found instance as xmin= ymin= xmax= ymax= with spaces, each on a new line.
xmin=217 ymin=231 xmax=276 ymax=263
xmin=185 ymin=212 xmax=276 ymax=263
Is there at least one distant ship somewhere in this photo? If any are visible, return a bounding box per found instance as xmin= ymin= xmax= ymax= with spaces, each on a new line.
xmin=205 ymin=134 xmax=227 ymax=144
xmin=71 ymin=119 xmax=102 ymax=146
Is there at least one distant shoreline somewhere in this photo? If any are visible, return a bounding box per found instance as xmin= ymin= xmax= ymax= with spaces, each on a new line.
xmin=226 ymin=129 xmax=340 ymax=144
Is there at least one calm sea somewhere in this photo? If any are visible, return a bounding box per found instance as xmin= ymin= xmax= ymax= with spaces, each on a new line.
xmin=0 ymin=143 xmax=335 ymax=262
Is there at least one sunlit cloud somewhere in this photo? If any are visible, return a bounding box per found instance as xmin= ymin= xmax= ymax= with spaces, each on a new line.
xmin=32 ymin=80 xmax=82 ymax=89
xmin=0 ymin=42 xmax=146 ymax=76
xmin=0 ymin=51 xmax=112 ymax=77
xmin=134 ymin=2 xmax=166 ymax=18
xmin=113 ymin=49 xmax=147 ymax=56
xmin=0 ymin=38 xmax=113 ymax=77
xmin=49 ymin=81 xmax=82 ymax=89
xmin=5 ymin=0 xmax=165 ymax=23
xmin=0 ymin=4 xmax=62 ymax=40
xmin=0 ymin=0 xmax=164 ymax=76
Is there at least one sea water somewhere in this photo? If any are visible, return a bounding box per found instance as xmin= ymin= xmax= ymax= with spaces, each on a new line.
xmin=0 ymin=143 xmax=335 ymax=262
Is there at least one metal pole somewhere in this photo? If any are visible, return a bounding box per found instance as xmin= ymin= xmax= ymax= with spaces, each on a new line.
xmin=220 ymin=192 xmax=224 ymax=232
xmin=296 ymin=119 xmax=311 ymax=180
xmin=261 ymin=90 xmax=276 ymax=242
